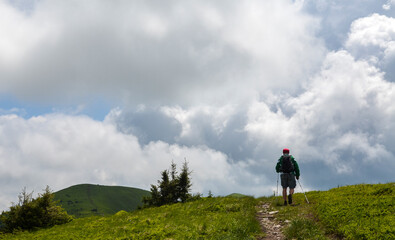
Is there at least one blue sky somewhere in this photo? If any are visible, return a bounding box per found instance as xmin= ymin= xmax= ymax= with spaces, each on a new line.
xmin=1 ymin=0 xmax=395 ymax=211
xmin=0 ymin=93 xmax=115 ymax=120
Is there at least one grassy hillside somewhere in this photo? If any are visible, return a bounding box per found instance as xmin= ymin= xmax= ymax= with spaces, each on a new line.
xmin=54 ymin=184 xmax=150 ymax=218
xmin=0 ymin=197 xmax=261 ymax=239
xmin=267 ymin=182 xmax=395 ymax=239
xmin=0 ymin=183 xmax=392 ymax=239
xmin=312 ymin=183 xmax=394 ymax=239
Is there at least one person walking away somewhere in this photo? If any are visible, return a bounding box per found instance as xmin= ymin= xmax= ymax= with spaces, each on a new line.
xmin=276 ymin=148 xmax=300 ymax=206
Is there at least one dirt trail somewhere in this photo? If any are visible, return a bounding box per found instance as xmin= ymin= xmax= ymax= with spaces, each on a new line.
xmin=256 ymin=202 xmax=286 ymax=240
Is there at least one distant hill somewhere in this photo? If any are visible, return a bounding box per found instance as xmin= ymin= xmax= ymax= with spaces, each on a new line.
xmin=226 ymin=193 xmax=248 ymax=198
xmin=54 ymin=184 xmax=150 ymax=218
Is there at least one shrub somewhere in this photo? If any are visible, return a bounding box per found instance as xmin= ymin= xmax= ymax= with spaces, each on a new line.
xmin=0 ymin=186 xmax=72 ymax=233
xmin=143 ymin=161 xmax=197 ymax=207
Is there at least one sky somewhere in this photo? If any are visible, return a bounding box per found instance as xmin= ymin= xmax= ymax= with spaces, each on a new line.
xmin=1 ymin=0 xmax=395 ymax=211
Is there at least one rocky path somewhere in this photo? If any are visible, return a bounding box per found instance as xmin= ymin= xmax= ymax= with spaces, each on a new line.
xmin=256 ymin=202 xmax=287 ymax=240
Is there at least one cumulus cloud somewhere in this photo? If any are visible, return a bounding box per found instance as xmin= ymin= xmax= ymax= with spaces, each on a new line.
xmin=107 ymin=49 xmax=395 ymax=191
xmin=383 ymin=0 xmax=395 ymax=10
xmin=106 ymin=106 xmax=182 ymax=145
xmin=0 ymin=0 xmax=324 ymax=106
xmin=301 ymin=0 xmax=393 ymax=50
xmin=346 ymin=14 xmax=395 ymax=57
xmin=245 ymin=50 xmax=395 ymax=185
xmin=103 ymin=27 xmax=395 ymax=192
xmin=1 ymin=0 xmax=395 ymax=212
xmin=0 ymin=113 xmax=271 ymax=211
xmin=345 ymin=14 xmax=395 ymax=81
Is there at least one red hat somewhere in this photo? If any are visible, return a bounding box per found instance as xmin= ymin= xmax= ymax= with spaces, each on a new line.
xmin=283 ymin=148 xmax=290 ymax=153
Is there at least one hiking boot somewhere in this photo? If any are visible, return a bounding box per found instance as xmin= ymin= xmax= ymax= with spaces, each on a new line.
xmin=284 ymin=201 xmax=287 ymax=206
xmin=288 ymin=194 xmax=293 ymax=205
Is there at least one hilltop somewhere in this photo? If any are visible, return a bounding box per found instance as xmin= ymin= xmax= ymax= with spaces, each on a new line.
xmin=53 ymin=184 xmax=150 ymax=218
xmin=0 ymin=183 xmax=393 ymax=239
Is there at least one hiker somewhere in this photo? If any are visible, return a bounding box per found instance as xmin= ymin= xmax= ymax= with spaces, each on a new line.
xmin=276 ymin=148 xmax=300 ymax=206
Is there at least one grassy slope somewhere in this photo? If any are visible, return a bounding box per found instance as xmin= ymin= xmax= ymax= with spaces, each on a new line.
xmin=0 ymin=183 xmax=392 ymax=239
xmin=312 ymin=183 xmax=394 ymax=239
xmin=0 ymin=197 xmax=261 ymax=240
xmin=265 ymin=182 xmax=395 ymax=240
xmin=53 ymin=184 xmax=151 ymax=218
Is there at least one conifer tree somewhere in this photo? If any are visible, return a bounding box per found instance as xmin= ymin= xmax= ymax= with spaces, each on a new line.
xmin=159 ymin=169 xmax=172 ymax=205
xmin=143 ymin=160 xmax=194 ymax=207
xmin=178 ymin=160 xmax=192 ymax=202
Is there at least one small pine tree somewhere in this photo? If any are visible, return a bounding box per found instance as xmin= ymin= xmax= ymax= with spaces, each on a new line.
xmin=169 ymin=161 xmax=179 ymax=203
xmin=208 ymin=190 xmax=213 ymax=198
xmin=178 ymin=160 xmax=192 ymax=202
xmin=143 ymin=185 xmax=161 ymax=207
xmin=158 ymin=169 xmax=172 ymax=205
xmin=143 ymin=160 xmax=195 ymax=207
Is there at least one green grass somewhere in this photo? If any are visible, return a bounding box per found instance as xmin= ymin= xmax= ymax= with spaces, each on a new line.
xmin=0 ymin=197 xmax=261 ymax=240
xmin=53 ymin=184 xmax=151 ymax=218
xmin=266 ymin=182 xmax=395 ymax=240
xmin=1 ymin=183 xmax=392 ymax=239
xmin=262 ymin=194 xmax=328 ymax=240
xmin=226 ymin=193 xmax=249 ymax=198
xmin=311 ymin=183 xmax=395 ymax=239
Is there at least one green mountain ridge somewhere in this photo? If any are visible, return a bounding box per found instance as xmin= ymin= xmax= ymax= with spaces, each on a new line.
xmin=54 ymin=184 xmax=150 ymax=218
xmin=0 ymin=182 xmax=392 ymax=239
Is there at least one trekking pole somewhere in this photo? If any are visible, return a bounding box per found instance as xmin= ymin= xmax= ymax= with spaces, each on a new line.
xmin=276 ymin=173 xmax=279 ymax=197
xmin=297 ymin=179 xmax=309 ymax=204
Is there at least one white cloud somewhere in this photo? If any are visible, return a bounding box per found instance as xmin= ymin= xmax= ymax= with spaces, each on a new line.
xmin=0 ymin=1 xmax=53 ymax=65
xmin=383 ymin=0 xmax=395 ymax=10
xmin=160 ymin=105 xmax=237 ymax=143
xmin=0 ymin=113 xmax=268 ymax=211
xmin=245 ymin=50 xmax=395 ymax=175
xmin=104 ymin=48 xmax=395 ymax=191
xmin=346 ymin=14 xmax=395 ymax=52
xmin=345 ymin=14 xmax=395 ymax=71
xmin=0 ymin=0 xmax=324 ymax=105
xmin=301 ymin=0 xmax=393 ymax=51
xmin=1 ymin=0 xmax=395 ymax=212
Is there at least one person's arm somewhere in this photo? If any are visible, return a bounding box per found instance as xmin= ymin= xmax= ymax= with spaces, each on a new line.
xmin=275 ymin=157 xmax=282 ymax=173
xmin=293 ymin=158 xmax=300 ymax=178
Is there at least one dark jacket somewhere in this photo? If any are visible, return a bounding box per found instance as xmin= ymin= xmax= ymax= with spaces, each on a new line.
xmin=276 ymin=155 xmax=300 ymax=177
